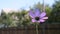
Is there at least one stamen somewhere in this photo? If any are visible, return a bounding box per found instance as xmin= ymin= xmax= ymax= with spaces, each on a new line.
xmin=35 ymin=17 xmax=40 ymax=21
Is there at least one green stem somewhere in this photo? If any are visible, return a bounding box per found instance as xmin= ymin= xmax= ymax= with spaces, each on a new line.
xmin=36 ymin=24 xmax=38 ymax=34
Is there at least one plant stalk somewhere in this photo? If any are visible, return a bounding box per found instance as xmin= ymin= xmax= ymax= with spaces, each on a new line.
xmin=36 ymin=24 xmax=38 ymax=34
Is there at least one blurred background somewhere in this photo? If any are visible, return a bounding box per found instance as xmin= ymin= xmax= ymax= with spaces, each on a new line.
xmin=0 ymin=0 xmax=60 ymax=34
xmin=0 ymin=0 xmax=60 ymax=27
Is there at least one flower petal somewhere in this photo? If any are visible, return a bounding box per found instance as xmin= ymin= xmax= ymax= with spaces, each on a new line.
xmin=29 ymin=10 xmax=35 ymax=18
xmin=40 ymin=12 xmax=46 ymax=18
xmin=35 ymin=9 xmax=40 ymax=16
xmin=37 ymin=20 xmax=40 ymax=23
xmin=32 ymin=19 xmax=36 ymax=23
xmin=42 ymin=17 xmax=48 ymax=19
xmin=40 ymin=19 xmax=45 ymax=22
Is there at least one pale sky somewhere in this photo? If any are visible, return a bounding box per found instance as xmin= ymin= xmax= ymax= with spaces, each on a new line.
xmin=0 ymin=0 xmax=55 ymax=13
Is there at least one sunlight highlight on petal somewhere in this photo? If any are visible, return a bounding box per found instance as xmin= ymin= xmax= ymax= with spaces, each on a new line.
xmin=32 ymin=19 xmax=36 ymax=23
xmin=40 ymin=19 xmax=45 ymax=22
xmin=42 ymin=17 xmax=48 ymax=19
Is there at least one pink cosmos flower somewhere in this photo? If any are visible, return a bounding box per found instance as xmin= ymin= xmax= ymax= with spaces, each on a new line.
xmin=29 ymin=9 xmax=48 ymax=23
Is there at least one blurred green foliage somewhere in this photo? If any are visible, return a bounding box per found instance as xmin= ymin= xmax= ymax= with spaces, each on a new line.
xmin=0 ymin=0 xmax=60 ymax=27
xmin=48 ymin=0 xmax=60 ymax=23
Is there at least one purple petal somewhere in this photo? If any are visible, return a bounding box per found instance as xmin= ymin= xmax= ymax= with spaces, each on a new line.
xmin=40 ymin=19 xmax=45 ymax=22
xmin=40 ymin=12 xmax=46 ymax=18
xmin=32 ymin=19 xmax=36 ymax=23
xmin=42 ymin=17 xmax=48 ymax=19
xmin=35 ymin=9 xmax=40 ymax=16
xmin=29 ymin=10 xmax=35 ymax=18
xmin=37 ymin=20 xmax=40 ymax=23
